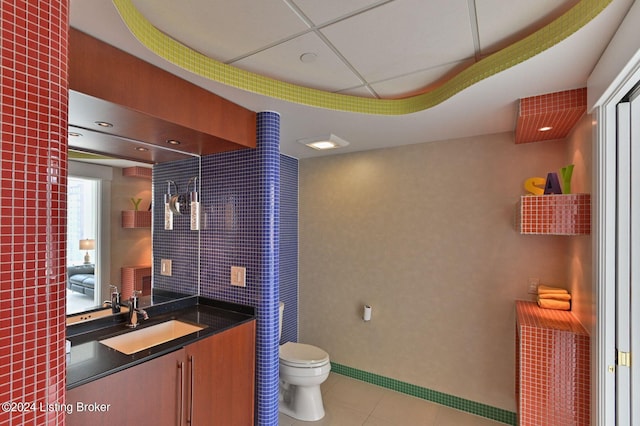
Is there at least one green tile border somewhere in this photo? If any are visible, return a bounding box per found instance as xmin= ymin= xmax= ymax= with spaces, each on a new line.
xmin=113 ymin=0 xmax=611 ymax=116
xmin=331 ymin=362 xmax=516 ymax=425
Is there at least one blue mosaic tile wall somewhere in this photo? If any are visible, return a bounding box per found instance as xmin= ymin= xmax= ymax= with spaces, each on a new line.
xmin=279 ymin=154 xmax=298 ymax=344
xmin=152 ymin=157 xmax=200 ymax=297
xmin=151 ymin=112 xmax=293 ymax=425
xmin=199 ymin=111 xmax=280 ymax=426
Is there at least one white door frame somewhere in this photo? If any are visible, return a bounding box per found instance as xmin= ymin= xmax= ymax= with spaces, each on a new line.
xmin=592 ymin=92 xmax=618 ymax=426
xmin=611 ymin=89 xmax=640 ymax=425
xmin=629 ymin=88 xmax=640 ymax=426
xmin=615 ymin=100 xmax=631 ymax=425
xmin=591 ymin=45 xmax=640 ymax=426
xmin=589 ymin=4 xmax=640 ymax=423
xmin=598 ymin=79 xmax=640 ymax=426
xmin=593 ymin=78 xmax=640 ymax=426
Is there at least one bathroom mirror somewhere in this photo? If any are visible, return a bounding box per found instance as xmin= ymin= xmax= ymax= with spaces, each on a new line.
xmin=65 ymin=28 xmax=254 ymax=323
xmin=66 ymin=125 xmax=201 ymax=321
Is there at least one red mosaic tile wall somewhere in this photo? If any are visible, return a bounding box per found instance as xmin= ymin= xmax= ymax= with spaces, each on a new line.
xmin=515 ymin=88 xmax=587 ymax=144
xmin=516 ymin=301 xmax=590 ymax=426
xmin=519 ymin=194 xmax=591 ymax=235
xmin=0 ymin=1 xmax=68 ymax=424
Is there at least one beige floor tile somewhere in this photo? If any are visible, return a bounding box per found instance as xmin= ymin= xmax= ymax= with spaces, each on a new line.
xmin=432 ymin=405 xmax=506 ymax=425
xmin=284 ymin=402 xmax=370 ymax=426
xmin=279 ymin=411 xmax=295 ymax=426
xmin=278 ymin=374 xmax=508 ymax=426
xmin=322 ymin=376 xmax=386 ymax=414
xmin=368 ymin=390 xmax=439 ymax=425
xmin=321 ymin=372 xmax=342 ymax=395
xmin=362 ymin=415 xmax=401 ymax=426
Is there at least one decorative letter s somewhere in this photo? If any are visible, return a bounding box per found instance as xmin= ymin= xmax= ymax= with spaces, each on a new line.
xmin=524 ymin=177 xmax=546 ymax=195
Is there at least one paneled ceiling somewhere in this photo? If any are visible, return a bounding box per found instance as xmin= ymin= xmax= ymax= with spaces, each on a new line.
xmin=130 ymin=0 xmax=579 ymax=98
xmin=70 ymin=0 xmax=633 ymax=158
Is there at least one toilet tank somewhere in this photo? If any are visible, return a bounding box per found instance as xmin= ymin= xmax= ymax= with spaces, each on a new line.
xmin=279 ymin=302 xmax=285 ymax=341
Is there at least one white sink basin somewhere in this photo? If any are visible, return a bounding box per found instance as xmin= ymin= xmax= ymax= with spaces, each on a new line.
xmin=100 ymin=320 xmax=206 ymax=355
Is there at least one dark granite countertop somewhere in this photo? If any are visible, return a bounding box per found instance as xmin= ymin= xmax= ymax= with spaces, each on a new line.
xmin=66 ymin=297 xmax=255 ymax=389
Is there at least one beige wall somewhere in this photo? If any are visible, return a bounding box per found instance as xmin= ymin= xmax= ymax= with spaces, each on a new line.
xmin=110 ymin=168 xmax=152 ymax=295
xmin=299 ymin=131 xmax=580 ymax=411
xmin=565 ymin=114 xmax=594 ymax=333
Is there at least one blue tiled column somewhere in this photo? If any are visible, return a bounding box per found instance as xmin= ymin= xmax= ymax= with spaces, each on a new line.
xmin=255 ymin=111 xmax=280 ymax=425
xmin=156 ymin=111 xmax=281 ymax=424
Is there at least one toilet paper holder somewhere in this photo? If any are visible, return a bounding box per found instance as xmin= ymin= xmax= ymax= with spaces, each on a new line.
xmin=363 ymin=305 xmax=372 ymax=321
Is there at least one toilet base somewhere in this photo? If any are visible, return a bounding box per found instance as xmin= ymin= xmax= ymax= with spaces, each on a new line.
xmin=279 ymin=381 xmax=325 ymax=421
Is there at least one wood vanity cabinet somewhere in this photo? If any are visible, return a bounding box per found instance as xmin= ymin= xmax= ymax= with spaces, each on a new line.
xmin=67 ymin=320 xmax=256 ymax=426
xmin=186 ymin=320 xmax=256 ymax=425
xmin=66 ymin=348 xmax=185 ymax=425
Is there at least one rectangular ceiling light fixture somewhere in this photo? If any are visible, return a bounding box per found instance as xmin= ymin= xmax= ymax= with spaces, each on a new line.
xmin=297 ymin=134 xmax=350 ymax=150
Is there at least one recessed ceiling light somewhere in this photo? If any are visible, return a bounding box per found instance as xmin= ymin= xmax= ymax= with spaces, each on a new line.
xmin=95 ymin=121 xmax=113 ymax=128
xmin=538 ymin=126 xmax=553 ymax=132
xmin=68 ymin=132 xmax=82 ymax=137
xmin=299 ymin=52 xmax=317 ymax=63
xmin=297 ymin=134 xmax=350 ymax=150
xmin=166 ymin=139 xmax=181 ymax=145
xmin=135 ymin=147 xmax=149 ymax=152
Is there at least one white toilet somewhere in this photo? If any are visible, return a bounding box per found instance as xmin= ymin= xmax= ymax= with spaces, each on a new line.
xmin=278 ymin=302 xmax=331 ymax=421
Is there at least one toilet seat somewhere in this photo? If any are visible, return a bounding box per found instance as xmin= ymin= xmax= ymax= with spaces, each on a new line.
xmin=279 ymin=342 xmax=329 ymax=368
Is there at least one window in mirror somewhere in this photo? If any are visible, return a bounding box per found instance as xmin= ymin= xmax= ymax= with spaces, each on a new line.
xmin=67 ymin=176 xmax=100 ymax=314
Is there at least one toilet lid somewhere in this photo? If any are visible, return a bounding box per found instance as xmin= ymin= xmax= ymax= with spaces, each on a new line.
xmin=279 ymin=342 xmax=329 ymax=367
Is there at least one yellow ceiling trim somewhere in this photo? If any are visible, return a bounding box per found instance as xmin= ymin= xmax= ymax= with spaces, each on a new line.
xmin=112 ymin=0 xmax=611 ymax=115
xmin=69 ymin=150 xmax=115 ymax=160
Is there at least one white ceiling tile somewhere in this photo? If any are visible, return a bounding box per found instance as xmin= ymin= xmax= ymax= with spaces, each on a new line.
xmin=71 ymin=0 xmax=631 ymax=159
xmin=232 ymin=32 xmax=364 ymax=92
xmin=291 ymin=0 xmax=388 ymax=25
xmin=131 ymin=0 xmax=309 ymax=62
xmin=475 ymin=0 xmax=579 ymax=54
xmin=336 ymin=85 xmax=378 ymax=97
xmin=320 ymin=0 xmax=476 ymax=84
xmin=370 ymin=59 xmax=471 ymax=98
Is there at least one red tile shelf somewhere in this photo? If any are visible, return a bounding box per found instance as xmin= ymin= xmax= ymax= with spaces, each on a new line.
xmin=122 ymin=210 xmax=152 ymax=228
xmin=121 ymin=265 xmax=152 ymax=297
xmin=515 ymin=88 xmax=587 ymax=144
xmin=517 ymin=193 xmax=590 ymax=235
xmin=516 ymin=301 xmax=590 ymax=426
xmin=122 ymin=166 xmax=152 ymax=179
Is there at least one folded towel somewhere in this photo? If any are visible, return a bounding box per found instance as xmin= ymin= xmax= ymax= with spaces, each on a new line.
xmin=537 ymin=285 xmax=569 ymax=295
xmin=538 ymin=292 xmax=571 ymax=301
xmin=537 ymin=297 xmax=570 ymax=311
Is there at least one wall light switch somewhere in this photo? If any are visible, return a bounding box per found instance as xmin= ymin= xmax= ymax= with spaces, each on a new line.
xmin=161 ymin=259 xmax=172 ymax=276
xmin=231 ymin=266 xmax=246 ymax=287
xmin=527 ymin=277 xmax=539 ymax=294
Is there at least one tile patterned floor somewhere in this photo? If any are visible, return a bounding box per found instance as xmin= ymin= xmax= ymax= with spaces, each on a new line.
xmin=279 ymin=373 xmax=507 ymax=426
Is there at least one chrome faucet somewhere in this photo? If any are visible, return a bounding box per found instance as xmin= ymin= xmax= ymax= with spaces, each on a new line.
xmin=103 ymin=285 xmax=121 ymax=314
xmin=126 ymin=290 xmax=149 ymax=328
